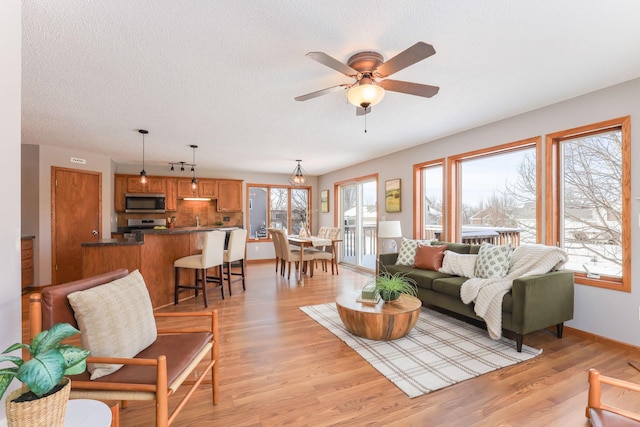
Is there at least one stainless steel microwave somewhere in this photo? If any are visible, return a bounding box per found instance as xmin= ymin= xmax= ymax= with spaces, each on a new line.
xmin=125 ymin=193 xmax=166 ymax=213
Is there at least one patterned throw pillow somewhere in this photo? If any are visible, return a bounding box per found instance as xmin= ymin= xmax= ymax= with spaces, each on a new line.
xmin=395 ymin=238 xmax=433 ymax=266
xmin=474 ymin=242 xmax=514 ymax=279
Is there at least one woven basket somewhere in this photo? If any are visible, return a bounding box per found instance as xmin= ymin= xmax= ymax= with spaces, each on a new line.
xmin=5 ymin=377 xmax=71 ymax=427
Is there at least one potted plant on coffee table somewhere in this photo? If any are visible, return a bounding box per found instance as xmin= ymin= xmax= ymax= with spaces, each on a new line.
xmin=370 ymin=271 xmax=418 ymax=302
xmin=0 ymin=323 xmax=90 ymax=427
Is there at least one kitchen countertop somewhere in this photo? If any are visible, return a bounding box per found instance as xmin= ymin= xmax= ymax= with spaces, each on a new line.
xmin=84 ymin=226 xmax=240 ymax=246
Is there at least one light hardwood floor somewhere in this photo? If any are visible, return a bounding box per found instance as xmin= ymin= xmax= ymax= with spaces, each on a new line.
xmin=23 ymin=262 xmax=640 ymax=426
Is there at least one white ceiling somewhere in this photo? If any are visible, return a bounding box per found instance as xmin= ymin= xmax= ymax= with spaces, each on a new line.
xmin=22 ymin=1 xmax=640 ymax=176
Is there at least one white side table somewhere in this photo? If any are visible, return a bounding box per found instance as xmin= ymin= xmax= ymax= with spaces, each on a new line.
xmin=0 ymin=399 xmax=112 ymax=427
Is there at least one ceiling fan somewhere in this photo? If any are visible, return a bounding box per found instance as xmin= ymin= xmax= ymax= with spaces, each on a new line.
xmin=295 ymin=41 xmax=439 ymax=115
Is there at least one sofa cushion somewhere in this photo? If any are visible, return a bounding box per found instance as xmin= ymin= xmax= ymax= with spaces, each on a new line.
xmin=432 ymin=276 xmax=468 ymax=298
xmin=67 ymin=269 xmax=157 ymax=379
xmin=474 ymin=242 xmax=514 ymax=278
xmin=413 ymin=245 xmax=447 ymax=270
xmin=439 ymin=251 xmax=478 ymax=278
xmin=395 ymin=238 xmax=433 ymax=265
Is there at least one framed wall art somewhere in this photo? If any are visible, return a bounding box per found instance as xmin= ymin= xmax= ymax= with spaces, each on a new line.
xmin=320 ymin=189 xmax=329 ymax=213
xmin=385 ymin=179 xmax=401 ymax=212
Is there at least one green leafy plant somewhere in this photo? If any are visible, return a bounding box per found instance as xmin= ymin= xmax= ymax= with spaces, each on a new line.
xmin=0 ymin=323 xmax=90 ymax=400
xmin=369 ymin=271 xmax=418 ymax=302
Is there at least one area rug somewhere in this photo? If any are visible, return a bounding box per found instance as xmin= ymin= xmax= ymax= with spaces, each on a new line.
xmin=300 ymin=303 xmax=542 ymax=398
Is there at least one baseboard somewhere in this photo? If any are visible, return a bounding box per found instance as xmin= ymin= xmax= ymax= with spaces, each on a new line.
xmin=564 ymin=325 xmax=640 ymax=351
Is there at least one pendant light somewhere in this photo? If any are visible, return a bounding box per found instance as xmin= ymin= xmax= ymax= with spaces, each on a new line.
xmin=190 ymin=144 xmax=198 ymax=190
xmin=289 ymin=160 xmax=307 ymax=186
xmin=138 ymin=129 xmax=149 ymax=184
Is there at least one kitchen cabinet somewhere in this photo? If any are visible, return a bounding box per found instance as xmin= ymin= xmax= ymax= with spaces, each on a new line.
xmin=165 ymin=178 xmax=177 ymax=211
xmin=126 ymin=176 xmax=166 ymax=194
xmin=21 ymin=237 xmax=34 ymax=289
xmin=177 ymin=178 xmax=218 ymax=199
xmin=114 ymin=175 xmax=126 ymax=212
xmin=217 ymin=180 xmax=243 ymax=212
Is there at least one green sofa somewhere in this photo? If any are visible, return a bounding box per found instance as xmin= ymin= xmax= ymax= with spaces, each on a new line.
xmin=379 ymin=242 xmax=575 ymax=352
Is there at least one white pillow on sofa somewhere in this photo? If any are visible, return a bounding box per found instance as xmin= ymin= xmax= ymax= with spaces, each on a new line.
xmin=67 ymin=269 xmax=157 ymax=379
xmin=439 ymin=251 xmax=478 ymax=278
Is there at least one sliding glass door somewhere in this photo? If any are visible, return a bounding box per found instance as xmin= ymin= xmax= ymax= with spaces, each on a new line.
xmin=339 ymin=178 xmax=377 ymax=270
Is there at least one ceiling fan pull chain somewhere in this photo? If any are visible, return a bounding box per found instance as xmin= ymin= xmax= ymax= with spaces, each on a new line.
xmin=364 ymin=107 xmax=367 ymax=133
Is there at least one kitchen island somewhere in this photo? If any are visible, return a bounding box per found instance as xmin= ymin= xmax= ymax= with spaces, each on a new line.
xmin=82 ymin=227 xmax=238 ymax=308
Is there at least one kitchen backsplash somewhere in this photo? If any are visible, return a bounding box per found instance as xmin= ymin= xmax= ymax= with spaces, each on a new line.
xmin=116 ymin=199 xmax=243 ymax=228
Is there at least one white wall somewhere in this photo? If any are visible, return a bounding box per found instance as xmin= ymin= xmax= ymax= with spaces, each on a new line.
xmin=0 ymin=0 xmax=23 ymax=416
xmin=318 ymin=78 xmax=640 ymax=347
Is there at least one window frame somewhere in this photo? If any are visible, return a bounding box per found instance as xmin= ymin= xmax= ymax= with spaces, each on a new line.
xmin=245 ymin=183 xmax=312 ymax=242
xmin=413 ymin=158 xmax=446 ymax=240
xmin=545 ymin=116 xmax=631 ymax=292
xmin=447 ymin=137 xmax=542 ymax=243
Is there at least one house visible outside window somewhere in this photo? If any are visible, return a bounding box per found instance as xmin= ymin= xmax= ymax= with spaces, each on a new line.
xmin=414 ymin=159 xmax=444 ymax=240
xmin=546 ymin=117 xmax=631 ymax=291
xmin=448 ymin=138 xmax=541 ymax=245
xmin=247 ymin=184 xmax=311 ymax=240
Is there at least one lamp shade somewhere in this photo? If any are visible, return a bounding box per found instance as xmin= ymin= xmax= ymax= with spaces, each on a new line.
xmin=377 ymin=221 xmax=402 ymax=238
xmin=347 ymin=77 xmax=385 ymax=108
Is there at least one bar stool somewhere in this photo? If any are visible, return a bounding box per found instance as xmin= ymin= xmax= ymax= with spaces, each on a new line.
xmin=174 ymin=230 xmax=225 ymax=307
xmin=223 ymin=228 xmax=248 ymax=296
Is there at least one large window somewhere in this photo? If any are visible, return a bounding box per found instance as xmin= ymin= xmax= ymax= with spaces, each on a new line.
xmin=247 ymin=184 xmax=311 ymax=240
xmin=546 ymin=117 xmax=631 ymax=291
xmin=414 ymin=159 xmax=444 ymax=240
xmin=448 ymin=138 xmax=541 ymax=245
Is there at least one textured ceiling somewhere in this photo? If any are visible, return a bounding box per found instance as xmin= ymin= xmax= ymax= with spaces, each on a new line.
xmin=22 ymin=1 xmax=640 ymax=176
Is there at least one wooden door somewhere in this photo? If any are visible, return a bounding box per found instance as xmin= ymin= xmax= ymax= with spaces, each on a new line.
xmin=52 ymin=167 xmax=101 ymax=285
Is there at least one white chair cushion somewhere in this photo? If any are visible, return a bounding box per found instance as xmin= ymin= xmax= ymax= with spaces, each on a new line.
xmin=174 ymin=254 xmax=205 ymax=269
xmin=67 ymin=270 xmax=157 ymax=380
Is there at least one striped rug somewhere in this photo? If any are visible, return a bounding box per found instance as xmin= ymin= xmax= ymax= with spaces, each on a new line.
xmin=300 ymin=303 xmax=542 ymax=398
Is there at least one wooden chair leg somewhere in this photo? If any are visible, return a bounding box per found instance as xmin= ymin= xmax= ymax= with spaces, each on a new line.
xmin=226 ymin=262 xmax=232 ymax=296
xmin=174 ymin=267 xmax=180 ymax=305
xmin=240 ymin=260 xmax=246 ymax=291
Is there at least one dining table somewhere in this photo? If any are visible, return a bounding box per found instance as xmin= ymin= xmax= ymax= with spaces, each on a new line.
xmin=287 ymin=235 xmax=342 ymax=284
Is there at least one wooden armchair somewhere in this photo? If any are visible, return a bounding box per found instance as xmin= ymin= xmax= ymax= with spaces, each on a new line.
xmin=587 ymin=368 xmax=640 ymax=426
xmin=29 ymin=269 xmax=219 ymax=427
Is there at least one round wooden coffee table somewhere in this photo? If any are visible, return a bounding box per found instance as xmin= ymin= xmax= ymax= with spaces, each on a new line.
xmin=335 ymin=293 xmax=422 ymax=340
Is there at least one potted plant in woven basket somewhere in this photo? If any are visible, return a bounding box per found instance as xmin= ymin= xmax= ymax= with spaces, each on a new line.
xmin=0 ymin=323 xmax=90 ymax=427
xmin=370 ymin=271 xmax=418 ymax=302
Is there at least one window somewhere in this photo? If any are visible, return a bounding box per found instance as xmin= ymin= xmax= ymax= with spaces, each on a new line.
xmin=546 ymin=117 xmax=631 ymax=291
xmin=247 ymin=184 xmax=311 ymax=240
xmin=448 ymin=138 xmax=541 ymax=245
xmin=414 ymin=159 xmax=444 ymax=240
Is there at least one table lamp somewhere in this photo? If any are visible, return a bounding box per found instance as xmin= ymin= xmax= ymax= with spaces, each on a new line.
xmin=378 ymin=221 xmax=402 ymax=254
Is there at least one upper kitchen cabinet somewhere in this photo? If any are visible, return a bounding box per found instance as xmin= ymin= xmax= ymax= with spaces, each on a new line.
xmin=126 ymin=176 xmax=166 ymax=194
xmin=176 ymin=178 xmax=218 ymax=199
xmin=165 ymin=178 xmax=177 ymax=211
xmin=217 ymin=180 xmax=243 ymax=212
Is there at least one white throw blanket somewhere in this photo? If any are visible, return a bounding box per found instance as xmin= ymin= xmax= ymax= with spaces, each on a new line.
xmin=460 ymin=244 xmax=568 ymax=340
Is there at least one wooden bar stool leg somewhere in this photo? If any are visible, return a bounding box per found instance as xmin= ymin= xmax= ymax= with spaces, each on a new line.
xmin=174 ymin=267 xmax=180 ymax=305
xmin=200 ymin=269 xmax=209 ymax=308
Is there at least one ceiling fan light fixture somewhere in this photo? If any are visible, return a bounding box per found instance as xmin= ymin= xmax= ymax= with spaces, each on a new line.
xmin=347 ymin=77 xmax=385 ymax=108
xmin=289 ymin=160 xmax=307 ymax=186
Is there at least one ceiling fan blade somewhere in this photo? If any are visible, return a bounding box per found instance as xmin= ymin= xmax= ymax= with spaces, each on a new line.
xmin=374 ymin=42 xmax=436 ymax=78
xmin=356 ymin=106 xmax=371 ymax=116
xmin=294 ymin=84 xmax=349 ymax=101
xmin=379 ymin=79 xmax=440 ymax=98
xmin=306 ymin=52 xmax=358 ymax=76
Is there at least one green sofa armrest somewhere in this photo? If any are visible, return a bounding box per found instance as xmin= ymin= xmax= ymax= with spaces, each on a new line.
xmin=511 ymin=270 xmax=575 ymax=334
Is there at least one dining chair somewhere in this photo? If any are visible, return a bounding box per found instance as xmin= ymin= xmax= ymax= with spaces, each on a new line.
xmin=223 ymin=228 xmax=248 ymax=296
xmin=275 ymin=229 xmax=314 ymax=279
xmin=268 ymin=228 xmax=283 ymax=273
xmin=174 ymin=230 xmax=226 ymax=307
